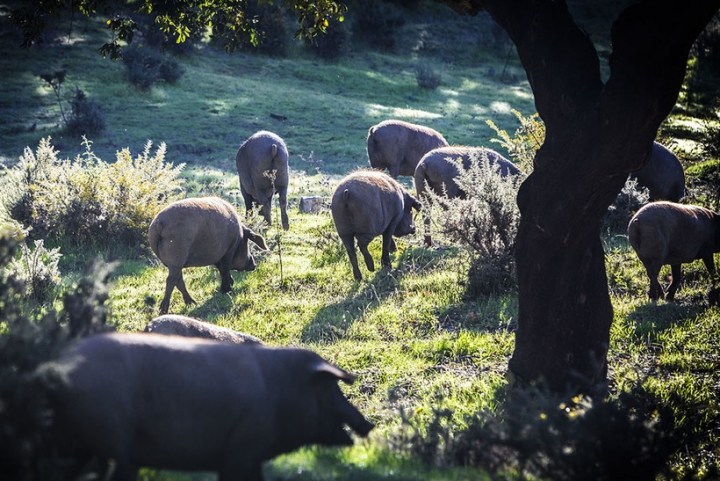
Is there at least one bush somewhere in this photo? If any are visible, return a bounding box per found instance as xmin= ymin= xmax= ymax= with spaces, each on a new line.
xmin=311 ymin=20 xmax=350 ymax=61
xmin=603 ymin=177 xmax=650 ymax=234
xmin=424 ymin=152 xmax=522 ymax=296
xmin=65 ymin=88 xmax=105 ymax=138
xmin=0 ymin=230 xmax=113 ymax=481
xmin=0 ymin=137 xmax=185 ymax=247
xmin=8 ymin=233 xmax=62 ymax=305
xmin=392 ymin=386 xmax=690 ymax=481
xmin=122 ymin=44 xmax=184 ymax=90
xmin=486 ymin=109 xmax=544 ymax=173
xmin=351 ymin=0 xmax=404 ymax=51
xmin=250 ymin=4 xmax=291 ymax=57
xmin=416 ymin=63 xmax=441 ymax=90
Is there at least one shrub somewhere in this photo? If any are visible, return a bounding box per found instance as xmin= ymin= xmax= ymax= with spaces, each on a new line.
xmin=0 ymin=230 xmax=113 ymax=481
xmin=122 ymin=44 xmax=184 ymax=90
xmin=8 ymin=233 xmax=62 ymax=305
xmin=65 ymin=88 xmax=105 ymax=138
xmin=0 ymin=137 xmax=185 ymax=247
xmin=311 ymin=20 xmax=350 ymax=61
xmin=416 ymin=63 xmax=441 ymax=90
xmin=351 ymin=0 xmax=404 ymax=52
xmin=423 ymin=152 xmax=522 ymax=296
xmin=603 ymin=177 xmax=650 ymax=235
xmin=250 ymin=4 xmax=291 ymax=57
xmin=392 ymin=386 xmax=689 ymax=481
xmin=486 ymin=109 xmax=544 ymax=173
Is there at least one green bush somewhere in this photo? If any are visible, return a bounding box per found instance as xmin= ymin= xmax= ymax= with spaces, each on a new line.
xmin=65 ymin=87 xmax=105 ymax=138
xmin=351 ymin=0 xmax=404 ymax=51
xmin=122 ymin=44 xmax=184 ymax=90
xmin=394 ymin=386 xmax=690 ymax=481
xmin=0 ymin=137 xmax=185 ymax=247
xmin=311 ymin=20 xmax=350 ymax=61
xmin=0 ymin=230 xmax=113 ymax=481
xmin=423 ymin=152 xmax=522 ymax=296
xmin=416 ymin=63 xmax=441 ymax=90
xmin=486 ymin=109 xmax=544 ymax=173
xmin=8 ymin=232 xmax=62 ymax=305
xmin=603 ymin=177 xmax=650 ymax=235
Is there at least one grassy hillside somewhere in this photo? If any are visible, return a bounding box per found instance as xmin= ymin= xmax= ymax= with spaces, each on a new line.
xmin=1 ymin=1 xmax=720 ymax=480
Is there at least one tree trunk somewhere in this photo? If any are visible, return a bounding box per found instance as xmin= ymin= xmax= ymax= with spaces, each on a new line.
xmin=439 ymin=0 xmax=720 ymax=391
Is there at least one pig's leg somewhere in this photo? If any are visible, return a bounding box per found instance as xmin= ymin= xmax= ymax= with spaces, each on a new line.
xmin=340 ymin=235 xmax=363 ymax=281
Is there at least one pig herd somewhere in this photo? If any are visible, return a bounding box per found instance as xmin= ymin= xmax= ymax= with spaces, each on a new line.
xmin=41 ymin=120 xmax=719 ymax=481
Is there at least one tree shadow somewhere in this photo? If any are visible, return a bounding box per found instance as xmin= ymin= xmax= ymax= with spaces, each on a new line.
xmin=300 ymin=264 xmax=409 ymax=343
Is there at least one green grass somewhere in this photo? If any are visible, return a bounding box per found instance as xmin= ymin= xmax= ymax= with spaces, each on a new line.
xmin=2 ymin=1 xmax=720 ymax=479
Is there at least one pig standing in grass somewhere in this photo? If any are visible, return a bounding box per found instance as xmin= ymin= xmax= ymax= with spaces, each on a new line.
xmin=414 ymin=146 xmax=522 ymax=246
xmin=43 ymin=332 xmax=373 ymax=481
xmin=631 ymin=141 xmax=686 ymax=202
xmin=236 ymin=130 xmax=290 ymax=230
xmin=148 ymin=196 xmax=268 ymax=314
xmin=367 ymin=119 xmax=448 ymax=178
xmin=331 ymin=170 xmax=421 ymax=281
xmin=144 ymin=314 xmax=262 ymax=344
xmin=628 ymin=201 xmax=720 ymax=301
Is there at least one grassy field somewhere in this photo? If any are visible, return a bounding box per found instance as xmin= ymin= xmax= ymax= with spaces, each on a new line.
xmin=1 ymin=1 xmax=720 ymax=480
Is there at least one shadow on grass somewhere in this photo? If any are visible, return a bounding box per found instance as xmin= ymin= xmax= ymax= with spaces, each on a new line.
xmin=627 ymin=300 xmax=705 ymax=341
xmin=300 ymin=267 xmax=407 ymax=343
xmin=301 ymin=243 xmax=465 ymax=343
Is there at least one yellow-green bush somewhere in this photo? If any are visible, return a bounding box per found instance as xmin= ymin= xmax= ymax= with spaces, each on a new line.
xmin=0 ymin=137 xmax=185 ymax=247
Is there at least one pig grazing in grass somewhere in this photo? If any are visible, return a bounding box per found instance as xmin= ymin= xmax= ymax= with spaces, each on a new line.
xmin=144 ymin=314 xmax=262 ymax=344
xmin=367 ymin=119 xmax=448 ymax=178
xmin=628 ymin=201 xmax=720 ymax=301
xmin=631 ymin=141 xmax=686 ymax=202
xmin=236 ymin=130 xmax=290 ymax=230
xmin=44 ymin=332 xmax=373 ymax=481
xmin=331 ymin=170 xmax=421 ymax=281
xmin=414 ymin=146 xmax=522 ymax=246
xmin=148 ymin=196 xmax=268 ymax=314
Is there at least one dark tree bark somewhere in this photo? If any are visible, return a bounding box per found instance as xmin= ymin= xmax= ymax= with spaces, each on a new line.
xmin=440 ymin=0 xmax=720 ymax=391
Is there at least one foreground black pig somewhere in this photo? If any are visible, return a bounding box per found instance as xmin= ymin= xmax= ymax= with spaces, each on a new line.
xmin=43 ymin=332 xmax=373 ymax=481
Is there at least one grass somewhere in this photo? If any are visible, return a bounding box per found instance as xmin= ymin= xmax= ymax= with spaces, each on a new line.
xmin=2 ymin=1 xmax=720 ymax=479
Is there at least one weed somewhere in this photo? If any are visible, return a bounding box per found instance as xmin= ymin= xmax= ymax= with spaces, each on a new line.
xmin=415 ymin=63 xmax=441 ymax=90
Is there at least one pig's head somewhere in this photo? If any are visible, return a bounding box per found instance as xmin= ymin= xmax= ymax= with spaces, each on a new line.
xmin=394 ymin=192 xmax=422 ymax=237
xmin=232 ymin=227 xmax=269 ymax=271
xmin=311 ymin=361 xmax=374 ymax=446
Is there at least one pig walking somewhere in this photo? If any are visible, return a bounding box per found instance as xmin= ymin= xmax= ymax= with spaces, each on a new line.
xmin=43 ymin=333 xmax=373 ymax=481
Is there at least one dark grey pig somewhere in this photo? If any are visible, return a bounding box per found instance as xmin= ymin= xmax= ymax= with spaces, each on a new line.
xmin=144 ymin=314 xmax=262 ymax=344
xmin=148 ymin=196 xmax=268 ymax=314
xmin=331 ymin=170 xmax=421 ymax=281
xmin=414 ymin=146 xmax=522 ymax=246
xmin=628 ymin=201 xmax=719 ymax=301
xmin=367 ymin=119 xmax=448 ymax=178
xmin=631 ymin=142 xmax=685 ymax=202
xmin=236 ymin=130 xmax=290 ymax=230
xmin=44 ymin=332 xmax=373 ymax=481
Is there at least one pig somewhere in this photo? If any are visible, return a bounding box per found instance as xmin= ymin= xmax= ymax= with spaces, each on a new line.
xmin=630 ymin=142 xmax=686 ymax=202
xmin=43 ymin=332 xmax=373 ymax=481
xmin=627 ymin=201 xmax=720 ymax=301
xmin=414 ymin=146 xmax=522 ymax=246
xmin=331 ymin=170 xmax=422 ymax=281
xmin=148 ymin=196 xmax=269 ymax=314
xmin=366 ymin=119 xmax=449 ymax=178
xmin=144 ymin=314 xmax=262 ymax=344
xmin=236 ymin=130 xmax=290 ymax=230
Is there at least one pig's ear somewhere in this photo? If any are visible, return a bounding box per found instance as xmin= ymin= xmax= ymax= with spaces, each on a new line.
xmin=244 ymin=227 xmax=269 ymax=251
xmin=412 ymin=199 xmax=422 ymax=211
xmin=313 ymin=361 xmax=357 ymax=384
